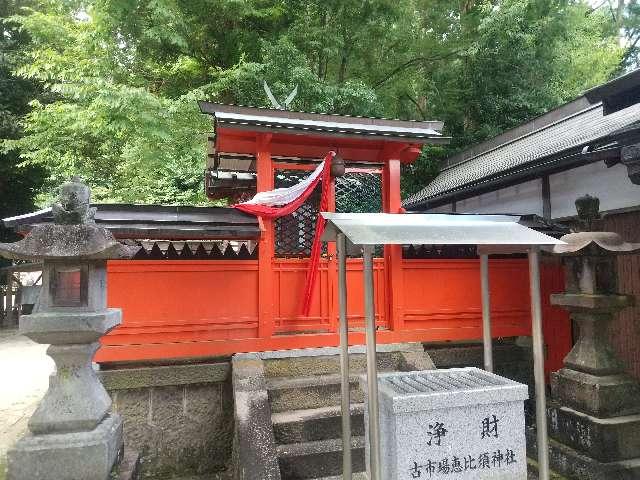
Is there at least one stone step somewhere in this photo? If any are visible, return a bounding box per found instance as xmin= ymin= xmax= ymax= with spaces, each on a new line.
xmin=263 ymin=349 xmax=411 ymax=379
xmin=268 ymin=374 xmax=364 ymax=413
xmin=272 ymin=403 xmax=365 ymax=444
xmin=277 ymin=436 xmax=366 ymax=480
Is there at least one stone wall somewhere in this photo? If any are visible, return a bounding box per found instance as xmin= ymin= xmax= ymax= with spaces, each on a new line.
xmin=424 ymin=338 xmax=534 ymax=391
xmin=100 ymin=361 xmax=233 ymax=479
xmin=97 ymin=341 xmax=532 ymax=479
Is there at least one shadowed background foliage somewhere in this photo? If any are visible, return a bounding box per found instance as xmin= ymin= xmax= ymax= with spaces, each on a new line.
xmin=0 ymin=0 xmax=637 ymax=211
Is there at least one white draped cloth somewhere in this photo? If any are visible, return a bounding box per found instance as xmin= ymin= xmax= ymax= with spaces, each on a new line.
xmin=241 ymin=161 xmax=325 ymax=206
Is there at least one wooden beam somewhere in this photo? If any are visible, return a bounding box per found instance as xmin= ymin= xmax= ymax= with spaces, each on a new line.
xmin=542 ymin=175 xmax=551 ymax=220
xmin=5 ymin=270 xmax=14 ymax=328
xmin=0 ymin=280 xmax=5 ymax=327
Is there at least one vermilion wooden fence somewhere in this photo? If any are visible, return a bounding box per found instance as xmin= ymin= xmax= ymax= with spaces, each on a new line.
xmin=98 ymin=257 xmax=571 ymax=376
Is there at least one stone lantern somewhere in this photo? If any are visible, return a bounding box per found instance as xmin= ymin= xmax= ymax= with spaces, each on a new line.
xmin=0 ymin=177 xmax=136 ymax=480
xmin=547 ymin=194 xmax=640 ymax=477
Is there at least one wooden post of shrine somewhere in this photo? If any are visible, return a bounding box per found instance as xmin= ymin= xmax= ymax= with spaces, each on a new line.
xmin=382 ymin=145 xmax=405 ymax=332
xmin=256 ymin=133 xmax=275 ymax=338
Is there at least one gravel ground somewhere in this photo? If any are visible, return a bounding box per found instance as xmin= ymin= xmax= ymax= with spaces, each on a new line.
xmin=0 ymin=329 xmax=54 ymax=479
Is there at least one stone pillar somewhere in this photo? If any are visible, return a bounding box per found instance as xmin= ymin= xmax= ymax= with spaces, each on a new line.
xmin=0 ymin=177 xmax=136 ymax=480
xmin=546 ymin=195 xmax=640 ymax=479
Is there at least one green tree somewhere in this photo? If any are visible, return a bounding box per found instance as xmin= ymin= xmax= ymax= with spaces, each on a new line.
xmin=401 ymin=0 xmax=623 ymax=197
xmin=589 ymin=0 xmax=640 ymax=71
xmin=1 ymin=0 xmax=625 ymax=204
xmin=4 ymin=1 xmax=385 ymax=204
xmin=0 ymin=0 xmax=47 ymax=265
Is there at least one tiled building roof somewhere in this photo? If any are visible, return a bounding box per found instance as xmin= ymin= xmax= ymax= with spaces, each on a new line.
xmin=404 ymin=101 xmax=640 ymax=210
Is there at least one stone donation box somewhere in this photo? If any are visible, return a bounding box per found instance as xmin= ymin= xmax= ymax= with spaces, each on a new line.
xmin=0 ymin=177 xmax=136 ymax=480
xmin=367 ymin=368 xmax=529 ymax=479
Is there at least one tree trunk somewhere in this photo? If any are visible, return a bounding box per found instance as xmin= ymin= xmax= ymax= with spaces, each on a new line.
xmin=616 ymin=0 xmax=625 ymax=27
xmin=338 ymin=54 xmax=348 ymax=83
xmin=461 ymin=0 xmax=475 ymax=14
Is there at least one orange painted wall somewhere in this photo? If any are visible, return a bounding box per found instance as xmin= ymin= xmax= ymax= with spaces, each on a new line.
xmin=272 ymin=258 xmax=387 ymax=334
xmin=98 ymin=258 xmax=571 ymax=373
xmin=401 ymin=259 xmax=531 ymax=338
xmin=102 ymin=261 xmax=259 ymax=351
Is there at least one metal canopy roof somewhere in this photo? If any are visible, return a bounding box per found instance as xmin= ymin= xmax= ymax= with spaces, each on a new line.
xmin=321 ymin=212 xmax=564 ymax=247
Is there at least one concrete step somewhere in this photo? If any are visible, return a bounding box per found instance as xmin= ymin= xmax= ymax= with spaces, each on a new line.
xmin=277 ymin=436 xmax=366 ymax=480
xmin=272 ymin=403 xmax=365 ymax=444
xmin=267 ymin=374 xmax=364 ymax=413
xmin=313 ymin=473 xmax=368 ymax=480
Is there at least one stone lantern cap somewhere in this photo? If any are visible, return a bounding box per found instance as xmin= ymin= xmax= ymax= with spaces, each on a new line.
xmin=0 ymin=176 xmax=137 ymax=261
xmin=549 ymin=194 xmax=640 ymax=256
xmin=550 ymin=231 xmax=640 ymax=256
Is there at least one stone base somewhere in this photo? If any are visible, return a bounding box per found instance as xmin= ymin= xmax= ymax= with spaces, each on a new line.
xmin=100 ymin=361 xmax=233 ymax=478
xmin=551 ymin=368 xmax=640 ymax=417
xmin=547 ymin=401 xmax=640 ymax=462
xmin=7 ymin=414 xmax=123 ymax=480
xmin=20 ymin=309 xmax=121 ymax=345
xmin=527 ymin=427 xmax=640 ymax=480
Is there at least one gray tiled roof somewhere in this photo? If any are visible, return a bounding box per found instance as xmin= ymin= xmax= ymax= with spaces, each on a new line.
xmin=404 ymin=101 xmax=640 ymax=208
xmin=3 ymin=205 xmax=261 ymax=240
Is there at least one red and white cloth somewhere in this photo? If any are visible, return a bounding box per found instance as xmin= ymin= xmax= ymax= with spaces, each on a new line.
xmin=234 ymin=151 xmax=336 ymax=316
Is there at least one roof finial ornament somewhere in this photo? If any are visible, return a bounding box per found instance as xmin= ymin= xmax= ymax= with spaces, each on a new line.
xmin=52 ymin=175 xmax=96 ymax=225
xmin=263 ymin=81 xmax=298 ymax=110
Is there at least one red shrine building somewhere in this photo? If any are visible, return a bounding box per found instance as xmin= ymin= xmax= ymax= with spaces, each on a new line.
xmin=3 ymin=103 xmax=572 ymax=372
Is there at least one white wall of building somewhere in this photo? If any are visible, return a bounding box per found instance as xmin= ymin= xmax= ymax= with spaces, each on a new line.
xmin=425 ymin=161 xmax=640 ymax=219
xmin=549 ymin=162 xmax=640 ymax=218
xmin=456 ymin=179 xmax=543 ymax=216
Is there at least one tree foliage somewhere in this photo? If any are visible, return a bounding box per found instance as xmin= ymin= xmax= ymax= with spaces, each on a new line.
xmin=1 ymin=0 xmax=627 ymax=205
xmin=0 ymin=0 xmax=47 ymax=259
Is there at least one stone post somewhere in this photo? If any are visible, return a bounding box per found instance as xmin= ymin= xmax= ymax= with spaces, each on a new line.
xmin=546 ymin=195 xmax=640 ymax=478
xmin=0 ymin=177 xmax=136 ymax=480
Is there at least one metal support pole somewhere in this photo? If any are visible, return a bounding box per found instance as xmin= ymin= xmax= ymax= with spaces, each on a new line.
xmin=362 ymin=245 xmax=381 ymax=480
xmin=337 ymin=234 xmax=352 ymax=480
xmin=480 ymin=254 xmax=493 ymax=373
xmin=529 ymin=247 xmax=549 ymax=480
